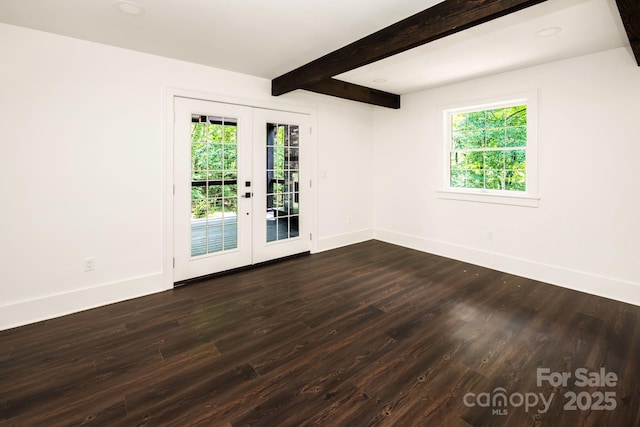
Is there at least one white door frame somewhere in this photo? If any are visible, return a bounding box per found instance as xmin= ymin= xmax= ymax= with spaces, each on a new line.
xmin=162 ymin=87 xmax=318 ymax=289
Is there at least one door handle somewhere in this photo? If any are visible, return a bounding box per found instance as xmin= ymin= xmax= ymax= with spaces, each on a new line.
xmin=241 ymin=192 xmax=252 ymax=198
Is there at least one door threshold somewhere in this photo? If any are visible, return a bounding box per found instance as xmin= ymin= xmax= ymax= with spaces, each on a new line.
xmin=173 ymin=251 xmax=311 ymax=288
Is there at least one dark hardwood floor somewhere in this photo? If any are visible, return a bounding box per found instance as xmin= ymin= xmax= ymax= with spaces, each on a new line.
xmin=1 ymin=240 xmax=639 ymax=426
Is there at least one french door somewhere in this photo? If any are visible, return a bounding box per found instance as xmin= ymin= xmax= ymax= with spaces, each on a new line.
xmin=173 ymin=97 xmax=310 ymax=283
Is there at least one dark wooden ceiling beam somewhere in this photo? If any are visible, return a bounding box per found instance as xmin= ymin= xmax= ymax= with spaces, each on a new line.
xmin=272 ymin=0 xmax=548 ymax=98
xmin=303 ymin=78 xmax=401 ymax=109
xmin=615 ymin=0 xmax=640 ymax=65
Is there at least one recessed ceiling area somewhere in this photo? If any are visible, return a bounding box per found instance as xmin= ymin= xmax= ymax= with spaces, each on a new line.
xmin=336 ymin=0 xmax=629 ymax=94
xmin=0 ymin=0 xmax=632 ymax=97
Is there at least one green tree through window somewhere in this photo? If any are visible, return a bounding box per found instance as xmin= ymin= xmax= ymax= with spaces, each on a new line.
xmin=449 ymin=104 xmax=527 ymax=192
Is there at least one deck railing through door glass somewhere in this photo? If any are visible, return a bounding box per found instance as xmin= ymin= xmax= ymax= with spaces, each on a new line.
xmin=190 ymin=114 xmax=238 ymax=257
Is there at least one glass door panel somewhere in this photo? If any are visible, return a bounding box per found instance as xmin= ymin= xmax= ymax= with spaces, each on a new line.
xmin=190 ymin=115 xmax=239 ymax=256
xmin=252 ymin=109 xmax=310 ymax=265
xmin=266 ymin=123 xmax=300 ymax=242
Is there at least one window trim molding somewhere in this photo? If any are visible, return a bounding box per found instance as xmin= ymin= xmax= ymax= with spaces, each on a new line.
xmin=435 ymin=189 xmax=540 ymax=207
xmin=438 ymin=90 xmax=539 ymax=207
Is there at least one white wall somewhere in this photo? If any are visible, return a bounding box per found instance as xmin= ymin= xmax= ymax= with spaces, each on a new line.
xmin=373 ymin=47 xmax=640 ymax=306
xmin=0 ymin=23 xmax=374 ymax=330
xmin=287 ymin=93 xmax=375 ymax=251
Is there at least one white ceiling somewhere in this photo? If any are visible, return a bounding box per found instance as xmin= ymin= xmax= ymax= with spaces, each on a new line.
xmin=0 ymin=0 xmax=631 ymax=96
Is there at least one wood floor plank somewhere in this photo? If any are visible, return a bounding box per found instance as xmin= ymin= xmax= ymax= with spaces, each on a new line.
xmin=1 ymin=240 xmax=638 ymax=426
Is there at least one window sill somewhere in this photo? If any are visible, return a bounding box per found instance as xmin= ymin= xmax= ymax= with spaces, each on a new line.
xmin=436 ymin=190 xmax=539 ymax=207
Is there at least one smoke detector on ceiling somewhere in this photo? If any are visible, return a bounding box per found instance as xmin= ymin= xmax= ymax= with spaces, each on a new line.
xmin=535 ymin=27 xmax=562 ymax=38
xmin=115 ymin=0 xmax=145 ymax=16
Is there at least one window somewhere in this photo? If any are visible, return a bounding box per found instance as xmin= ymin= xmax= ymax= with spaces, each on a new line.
xmin=439 ymin=92 xmax=538 ymax=207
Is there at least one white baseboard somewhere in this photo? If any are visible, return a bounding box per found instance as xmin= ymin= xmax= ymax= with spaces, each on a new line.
xmin=374 ymin=228 xmax=640 ymax=307
xmin=5 ymin=230 xmax=637 ymax=331
xmin=315 ymin=228 xmax=374 ymax=253
xmin=0 ymin=273 xmax=165 ymax=331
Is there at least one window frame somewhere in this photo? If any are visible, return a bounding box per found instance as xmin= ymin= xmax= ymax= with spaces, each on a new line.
xmin=437 ymin=91 xmax=539 ymax=208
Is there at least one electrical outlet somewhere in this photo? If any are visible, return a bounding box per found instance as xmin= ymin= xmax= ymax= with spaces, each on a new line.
xmin=84 ymin=256 xmax=95 ymax=272
xmin=487 ymin=231 xmax=494 ymax=241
